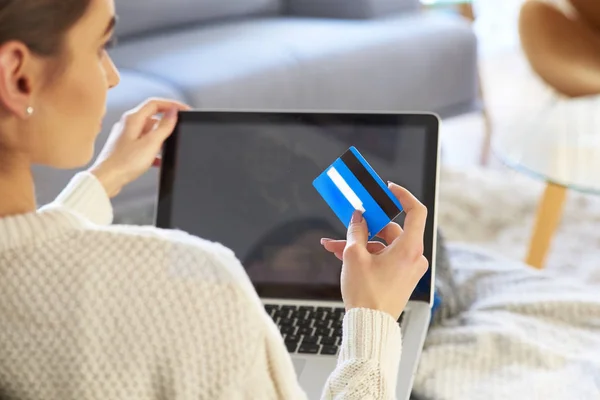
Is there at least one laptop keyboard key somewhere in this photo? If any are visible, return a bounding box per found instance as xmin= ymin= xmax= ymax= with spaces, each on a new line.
xmin=285 ymin=334 xmax=301 ymax=344
xmin=299 ymin=306 xmax=315 ymax=312
xmin=290 ymin=310 xmax=303 ymax=320
xmin=286 ymin=342 xmax=299 ymax=353
xmin=297 ymin=319 xmax=313 ymax=328
xmin=281 ymin=305 xmax=297 ymax=312
xmin=333 ymin=327 xmax=343 ymax=338
xmin=320 ymin=337 xmax=336 ymax=346
xmin=280 ymin=326 xmax=296 ymax=335
xmin=320 ymin=345 xmax=338 ymax=355
xmin=315 ymin=311 xmax=329 ymax=320
xmin=298 ymin=343 xmax=320 ymax=354
xmin=317 ymin=307 xmax=333 ymax=313
xmin=314 ymin=320 xmax=329 ymax=329
xmin=298 ymin=326 xmax=314 ymax=336
xmin=279 ymin=318 xmax=294 ymax=326
xmin=297 ymin=312 xmax=310 ymax=321
xmin=315 ymin=327 xmax=331 ymax=337
xmin=302 ymin=336 xmax=318 ymax=345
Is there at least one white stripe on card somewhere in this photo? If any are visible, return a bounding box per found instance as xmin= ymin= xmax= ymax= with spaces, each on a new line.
xmin=327 ymin=166 xmax=366 ymax=213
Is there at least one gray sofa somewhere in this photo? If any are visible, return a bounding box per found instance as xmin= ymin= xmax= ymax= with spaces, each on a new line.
xmin=32 ymin=0 xmax=479 ymax=221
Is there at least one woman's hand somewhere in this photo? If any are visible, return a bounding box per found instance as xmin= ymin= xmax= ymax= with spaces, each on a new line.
xmin=89 ymin=98 xmax=191 ymax=197
xmin=321 ymin=183 xmax=429 ymax=321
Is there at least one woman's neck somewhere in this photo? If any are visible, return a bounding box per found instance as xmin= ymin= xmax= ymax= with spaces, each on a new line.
xmin=0 ymin=151 xmax=36 ymax=218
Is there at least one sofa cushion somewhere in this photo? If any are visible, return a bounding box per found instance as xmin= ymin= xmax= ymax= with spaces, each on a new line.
xmin=114 ymin=0 xmax=282 ymax=39
xmin=285 ymin=0 xmax=421 ymax=19
xmin=108 ymin=12 xmax=478 ymax=116
xmin=32 ymin=70 xmax=188 ymax=212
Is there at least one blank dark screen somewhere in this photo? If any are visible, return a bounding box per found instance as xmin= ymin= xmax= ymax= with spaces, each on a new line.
xmin=161 ymin=113 xmax=433 ymax=301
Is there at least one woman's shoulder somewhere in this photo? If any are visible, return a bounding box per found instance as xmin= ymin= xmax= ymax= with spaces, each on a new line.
xmin=94 ymin=223 xmax=232 ymax=253
xmin=87 ymin=223 xmax=250 ymax=285
xmin=89 ymin=223 xmax=262 ymax=316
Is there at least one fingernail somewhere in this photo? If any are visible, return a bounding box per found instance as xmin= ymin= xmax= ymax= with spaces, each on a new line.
xmin=387 ymin=181 xmax=393 ymax=187
xmin=351 ymin=210 xmax=363 ymax=223
xmin=167 ymin=108 xmax=178 ymax=119
xmin=320 ymin=238 xmax=333 ymax=245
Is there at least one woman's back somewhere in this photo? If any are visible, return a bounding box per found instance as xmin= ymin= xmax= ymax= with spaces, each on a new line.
xmin=0 ymin=173 xmax=286 ymax=399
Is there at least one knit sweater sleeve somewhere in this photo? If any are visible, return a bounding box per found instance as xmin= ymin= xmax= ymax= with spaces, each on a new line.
xmin=321 ymin=309 xmax=403 ymax=399
xmin=38 ymin=171 xmax=113 ymax=225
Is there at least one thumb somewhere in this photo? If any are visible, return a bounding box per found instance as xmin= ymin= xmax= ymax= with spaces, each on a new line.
xmin=149 ymin=107 xmax=178 ymax=142
xmin=346 ymin=210 xmax=368 ymax=249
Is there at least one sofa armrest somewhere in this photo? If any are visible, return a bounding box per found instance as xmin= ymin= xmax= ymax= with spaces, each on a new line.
xmin=284 ymin=0 xmax=421 ymax=19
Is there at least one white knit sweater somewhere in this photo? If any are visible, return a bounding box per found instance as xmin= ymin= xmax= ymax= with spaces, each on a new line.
xmin=0 ymin=172 xmax=402 ymax=400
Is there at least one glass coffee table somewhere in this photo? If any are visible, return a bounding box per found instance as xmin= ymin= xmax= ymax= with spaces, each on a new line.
xmin=421 ymin=0 xmax=475 ymax=21
xmin=493 ymin=94 xmax=600 ymax=269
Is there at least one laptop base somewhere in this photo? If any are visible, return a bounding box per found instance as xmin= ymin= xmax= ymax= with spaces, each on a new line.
xmin=265 ymin=299 xmax=431 ymax=399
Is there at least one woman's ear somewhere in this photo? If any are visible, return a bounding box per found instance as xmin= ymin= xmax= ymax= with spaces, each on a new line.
xmin=0 ymin=41 xmax=34 ymax=118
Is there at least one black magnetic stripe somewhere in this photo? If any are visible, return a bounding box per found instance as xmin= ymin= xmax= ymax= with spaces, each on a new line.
xmin=340 ymin=150 xmax=400 ymax=220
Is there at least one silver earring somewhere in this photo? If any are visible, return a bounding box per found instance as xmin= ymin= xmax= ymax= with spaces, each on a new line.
xmin=26 ymin=106 xmax=34 ymax=116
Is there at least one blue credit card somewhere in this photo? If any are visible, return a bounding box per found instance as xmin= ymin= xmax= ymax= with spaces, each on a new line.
xmin=312 ymin=146 xmax=403 ymax=240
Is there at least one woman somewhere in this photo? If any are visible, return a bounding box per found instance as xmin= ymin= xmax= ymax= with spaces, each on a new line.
xmin=0 ymin=0 xmax=429 ymax=398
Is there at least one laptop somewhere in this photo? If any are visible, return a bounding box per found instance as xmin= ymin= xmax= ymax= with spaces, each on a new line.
xmin=155 ymin=110 xmax=440 ymax=400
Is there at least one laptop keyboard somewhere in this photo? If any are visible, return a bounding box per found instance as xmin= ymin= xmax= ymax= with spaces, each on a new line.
xmin=265 ymin=304 xmax=405 ymax=356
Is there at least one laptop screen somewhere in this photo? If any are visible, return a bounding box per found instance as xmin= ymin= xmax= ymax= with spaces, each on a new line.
xmin=156 ymin=112 xmax=439 ymax=304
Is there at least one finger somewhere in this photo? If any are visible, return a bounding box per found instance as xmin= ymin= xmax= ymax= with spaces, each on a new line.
xmin=322 ymin=239 xmax=385 ymax=254
xmin=332 ymin=241 xmax=386 ymax=261
xmin=125 ymin=98 xmax=190 ymax=129
xmin=376 ymin=222 xmax=403 ymax=245
xmin=367 ymin=242 xmax=386 ymax=254
xmin=145 ymin=107 xmax=179 ymax=143
xmin=321 ymin=239 xmax=345 ymax=254
xmin=345 ymin=210 xmax=368 ymax=253
xmin=137 ymin=98 xmax=191 ymax=114
xmin=387 ymin=182 xmax=427 ymax=251
xmin=142 ymin=117 xmax=161 ymax=135
xmin=145 ymin=110 xmax=178 ymax=168
xmin=417 ymin=255 xmax=430 ymax=277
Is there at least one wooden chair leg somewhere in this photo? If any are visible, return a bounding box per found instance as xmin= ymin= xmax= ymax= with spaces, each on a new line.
xmin=525 ymin=182 xmax=568 ymax=269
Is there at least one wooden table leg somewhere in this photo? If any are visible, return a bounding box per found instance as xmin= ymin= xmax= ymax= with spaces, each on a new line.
xmin=525 ymin=182 xmax=568 ymax=269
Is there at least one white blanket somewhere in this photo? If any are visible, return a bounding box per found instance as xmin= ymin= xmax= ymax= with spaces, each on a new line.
xmin=412 ymin=244 xmax=600 ymax=400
